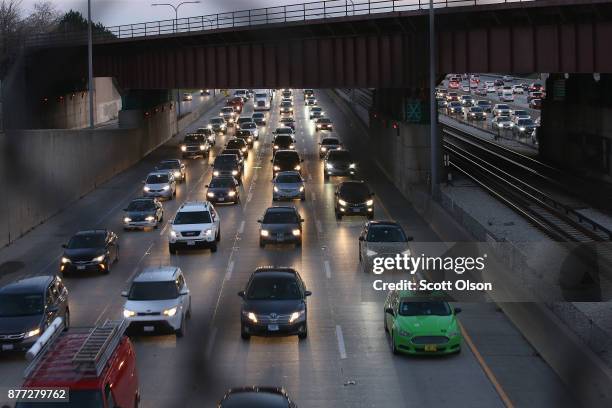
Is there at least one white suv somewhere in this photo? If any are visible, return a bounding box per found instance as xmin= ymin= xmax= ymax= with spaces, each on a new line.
xmin=169 ymin=201 xmax=220 ymax=253
xmin=122 ymin=266 xmax=191 ymax=337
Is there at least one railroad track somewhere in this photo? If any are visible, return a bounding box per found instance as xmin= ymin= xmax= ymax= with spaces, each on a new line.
xmin=442 ymin=124 xmax=612 ymax=243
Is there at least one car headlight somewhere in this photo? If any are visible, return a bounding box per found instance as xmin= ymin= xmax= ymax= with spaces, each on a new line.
xmin=289 ymin=310 xmax=305 ymax=323
xmin=180 ymin=145 xmax=187 ymax=152
xmin=326 ymin=163 xmax=333 ymax=169
xmin=204 ymin=229 xmax=212 ymax=236
xmin=317 ymin=124 xmax=322 ymax=128
xmin=294 ymin=165 xmax=301 ymax=171
xmin=162 ymin=185 xmax=170 ymax=191
xmin=248 ymin=137 xmax=253 ymax=142
xmin=299 ymin=186 xmax=304 ymax=192
xmin=273 ymin=186 xmax=279 ymax=192
xmin=213 ymin=171 xmax=220 ymax=177
xmin=61 ymin=257 xmax=71 ymax=264
xmin=123 ymin=309 xmax=136 ymax=318
xmin=273 ymin=166 xmax=280 ymax=171
xmin=292 ymin=229 xmax=301 ymax=236
xmin=246 ymin=312 xmax=258 ymax=323
xmin=24 ymin=328 xmax=41 ymax=338
xmin=366 ymin=249 xmax=378 ymax=257
xmin=123 ymin=217 xmax=132 ymax=223
xmin=200 ymin=145 xmax=206 ymax=151
xmin=163 ymin=307 xmax=178 ymax=317
xmin=321 ymin=147 xmax=327 ymax=152
xmin=232 ymin=170 xmax=238 ymax=176
xmin=219 ymin=112 xmax=223 ymax=116
xmin=519 ymin=127 xmax=526 ymax=131
xmin=92 ymin=255 xmax=105 ymax=263
xmin=207 ymin=124 xmax=212 ymax=129
xmin=170 ymin=230 xmax=177 ymax=238
xmin=349 ymin=163 xmax=356 ymax=169
xmin=145 ymin=215 xmax=155 ymax=222
xmin=228 ymin=190 xmax=236 ymax=197
xmin=143 ymin=186 xmax=150 ymax=192
xmin=274 ymin=145 xmax=279 ymax=150
xmin=229 ymin=118 xmax=234 ymax=123
xmin=509 ymin=123 xmax=514 ymax=127
xmin=338 ymin=199 xmax=347 ymax=206
xmin=366 ymin=199 xmax=374 ymax=206
xmin=289 ymin=144 xmax=294 ymax=149
xmin=398 ymin=329 xmax=411 ymax=337
xmin=260 ymin=229 xmax=269 ymax=237
xmin=207 ymin=192 xmax=215 ymax=197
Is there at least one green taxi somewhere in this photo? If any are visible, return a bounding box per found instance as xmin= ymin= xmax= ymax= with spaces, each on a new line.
xmin=384 ymin=290 xmax=462 ymax=355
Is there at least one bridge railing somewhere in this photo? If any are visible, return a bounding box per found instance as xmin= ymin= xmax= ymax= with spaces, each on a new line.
xmin=25 ymin=0 xmax=532 ymax=46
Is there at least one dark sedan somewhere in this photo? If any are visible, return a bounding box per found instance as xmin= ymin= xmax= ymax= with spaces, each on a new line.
xmin=218 ymin=387 xmax=297 ymax=408
xmin=335 ymin=181 xmax=374 ymax=220
xmin=206 ymin=176 xmax=240 ymax=204
xmin=315 ymin=117 xmax=333 ymax=131
xmin=280 ymin=117 xmax=296 ymax=130
xmin=324 ymin=149 xmax=357 ymax=179
xmin=273 ymin=135 xmax=295 ymax=151
xmin=318 ymin=137 xmax=342 ymax=158
xmin=60 ymin=230 xmax=119 ymax=275
xmin=0 ymin=275 xmax=69 ymax=352
xmin=122 ymin=198 xmax=163 ymax=230
xmin=238 ymin=267 xmax=310 ymax=340
xmin=226 ymin=138 xmax=249 ymax=158
xmin=272 ymin=150 xmax=303 ymax=178
xmin=258 ymin=206 xmax=304 ymax=248
xmin=212 ymin=154 xmax=242 ymax=183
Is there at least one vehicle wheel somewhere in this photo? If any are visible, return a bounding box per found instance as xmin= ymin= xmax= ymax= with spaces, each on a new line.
xmin=300 ymin=194 xmax=306 ymax=201
xmin=169 ymin=244 xmax=177 ymax=255
xmin=272 ymin=196 xmax=277 ymax=202
xmin=210 ymin=242 xmax=218 ymax=253
xmin=175 ymin=317 xmax=185 ymax=337
xmin=383 ymin=315 xmax=388 ymax=332
xmin=159 ymin=214 xmax=164 ymax=223
xmin=186 ymin=299 xmax=192 ymax=319
xmin=104 ymin=261 xmax=111 ymax=274
xmin=259 ymin=240 xmax=265 ymax=248
xmin=324 ymin=173 xmax=329 ymax=181
xmin=216 ymin=229 xmax=221 ymax=242
xmin=367 ymin=213 xmax=374 ymax=220
xmin=298 ymin=324 xmax=308 ymax=340
xmin=359 ymin=249 xmax=362 ymax=263
xmin=390 ymin=330 xmax=399 ymax=355
xmin=64 ymin=310 xmax=70 ymax=331
xmin=335 ymin=212 xmax=342 ymax=220
xmin=241 ymin=325 xmax=251 ymax=340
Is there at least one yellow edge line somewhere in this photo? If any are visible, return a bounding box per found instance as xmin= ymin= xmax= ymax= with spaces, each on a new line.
xmin=459 ymin=321 xmax=515 ymax=408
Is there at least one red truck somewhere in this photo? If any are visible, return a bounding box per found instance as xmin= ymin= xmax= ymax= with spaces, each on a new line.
xmin=15 ymin=318 xmax=139 ymax=408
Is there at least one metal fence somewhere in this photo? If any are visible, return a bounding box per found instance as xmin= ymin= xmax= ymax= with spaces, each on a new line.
xmin=25 ymin=0 xmax=534 ymax=46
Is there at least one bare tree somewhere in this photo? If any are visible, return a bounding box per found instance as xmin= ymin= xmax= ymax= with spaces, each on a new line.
xmin=0 ymin=0 xmax=23 ymax=77
xmin=24 ymin=1 xmax=60 ymax=34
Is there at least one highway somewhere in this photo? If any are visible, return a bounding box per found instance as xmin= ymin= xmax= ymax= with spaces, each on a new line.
xmin=0 ymin=90 xmax=578 ymax=407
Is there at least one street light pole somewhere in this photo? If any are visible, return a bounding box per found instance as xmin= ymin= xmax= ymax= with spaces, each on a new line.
xmin=429 ymin=0 xmax=437 ymax=197
xmin=87 ymin=0 xmax=94 ymax=128
xmin=151 ymin=1 xmax=201 ymax=33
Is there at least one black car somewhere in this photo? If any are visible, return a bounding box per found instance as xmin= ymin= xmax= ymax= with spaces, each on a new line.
xmin=494 ymin=79 xmax=504 ymax=87
xmin=180 ymin=133 xmax=210 ymax=158
xmin=273 ymin=135 xmax=295 ymax=151
xmin=281 ymin=90 xmax=292 ymax=99
xmin=513 ymin=118 xmax=537 ymax=137
xmin=309 ymin=107 xmax=323 ymax=119
xmin=280 ymin=117 xmax=296 ymax=130
xmin=279 ymin=101 xmax=293 ymax=115
xmin=446 ymin=101 xmax=462 ymax=115
xmin=251 ymin=112 xmax=267 ymax=126
xmin=218 ymin=387 xmax=297 ymax=407
xmin=222 ymin=149 xmax=246 ymax=170
xmin=60 ymin=230 xmax=119 ymax=274
xmin=0 ymin=275 xmax=69 ymax=352
xmin=318 ymin=137 xmax=342 ymax=158
xmin=335 ymin=181 xmax=374 ymax=220
xmin=122 ymin=198 xmax=164 ymax=230
xmin=273 ymin=127 xmax=295 ymax=139
xmin=235 ymin=129 xmax=254 ymax=147
xmin=315 ymin=117 xmax=333 ymax=131
xmin=226 ymin=138 xmax=249 ymax=158
xmin=212 ymin=154 xmax=242 ymax=184
xmin=272 ymin=150 xmax=303 ymax=178
xmin=465 ymin=106 xmax=486 ymax=121
xmin=238 ymin=267 xmax=311 ymax=340
xmin=303 ymin=89 xmax=314 ymax=99
xmin=237 ymin=117 xmax=252 ymax=128
xmin=324 ymin=150 xmax=357 ymax=179
xmin=258 ymin=206 xmax=304 ymax=248
xmin=206 ymin=176 xmax=240 ymax=204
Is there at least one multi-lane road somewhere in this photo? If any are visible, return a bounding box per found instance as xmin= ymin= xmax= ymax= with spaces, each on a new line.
xmin=0 ymin=90 xmax=578 ymax=407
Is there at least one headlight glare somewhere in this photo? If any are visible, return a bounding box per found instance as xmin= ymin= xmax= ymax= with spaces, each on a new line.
xmin=260 ymin=230 xmax=269 ymax=237
xmin=25 ymin=328 xmax=41 ymax=338
xmin=92 ymin=255 xmax=105 ymax=263
xmin=338 ymin=199 xmax=347 ymax=206
xmin=163 ymin=307 xmax=177 ymax=317
xmin=123 ymin=309 xmax=136 ymax=318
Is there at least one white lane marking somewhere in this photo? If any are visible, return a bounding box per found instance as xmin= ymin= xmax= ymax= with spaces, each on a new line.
xmin=246 ymin=192 xmax=253 ymax=203
xmin=324 ymin=260 xmax=331 ymax=279
xmin=315 ymin=220 xmax=323 ymax=234
xmin=238 ymin=221 xmax=245 ymax=235
xmin=308 ymin=174 xmax=313 ymax=181
xmin=225 ymin=260 xmax=234 ymax=280
xmin=336 ymin=325 xmax=347 ymax=359
xmin=125 ymin=241 xmax=155 ymax=283
xmin=159 ymin=221 xmax=169 ymax=236
xmin=311 ymin=191 xmax=316 ymax=201
xmin=205 ymin=327 xmax=218 ymax=360
xmin=93 ymin=304 xmax=110 ymax=326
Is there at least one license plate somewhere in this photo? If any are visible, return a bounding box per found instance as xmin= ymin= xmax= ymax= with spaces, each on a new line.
xmin=218 ymin=198 xmax=225 ymax=202
xmin=424 ymin=344 xmax=437 ymax=352
xmin=77 ymin=265 xmax=86 ymax=270
xmin=187 ymin=241 xmax=196 ymax=246
xmin=1 ymin=344 xmax=14 ymax=351
xmin=277 ymin=233 xmax=284 ymax=241
xmin=143 ymin=326 xmax=155 ymax=332
xmin=352 ymin=208 xmax=361 ymax=213
xmin=268 ymin=324 xmax=279 ymax=331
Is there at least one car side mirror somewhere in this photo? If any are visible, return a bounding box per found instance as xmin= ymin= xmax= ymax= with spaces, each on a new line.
xmin=121 ymin=290 xmax=128 ymax=297
xmin=300 ymin=218 xmax=305 ymax=223
xmin=407 ymin=236 xmax=414 ymax=241
xmin=454 ymin=307 xmax=462 ymax=314
xmin=180 ymin=289 xmax=190 ymax=296
xmin=61 ymin=244 xmax=67 ymax=248
xmin=237 ymin=291 xmax=245 ymax=298
xmin=257 ymin=219 xmax=262 ymax=223
xmin=385 ymin=307 xmax=395 ymax=316
xmin=304 ymin=291 xmax=312 ymax=297
xmin=270 ymin=159 xmax=273 ymax=163
xmin=205 ymin=185 xmax=209 ymax=188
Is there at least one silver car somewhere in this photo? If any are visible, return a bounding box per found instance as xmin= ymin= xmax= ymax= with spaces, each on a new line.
xmin=273 ymin=171 xmax=305 ymax=201
xmin=143 ymin=171 xmax=176 ymax=200
xmin=358 ymin=221 xmax=413 ymax=273
xmin=240 ymin=122 xmax=259 ymax=140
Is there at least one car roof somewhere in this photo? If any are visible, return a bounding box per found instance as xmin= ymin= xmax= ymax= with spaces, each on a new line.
xmin=368 ymin=220 xmax=401 ymax=227
xmin=133 ymin=266 xmax=179 ymax=282
xmin=340 ymin=180 xmax=367 ymax=187
xmin=220 ymin=387 xmax=291 ymax=407
xmin=265 ymin=206 xmax=298 ymax=213
xmin=253 ymin=266 xmax=298 ymax=275
xmin=0 ymin=275 xmax=54 ymax=294
xmin=74 ymin=229 xmax=107 ymax=236
xmin=147 ymin=170 xmax=172 ymax=177
xmin=275 ymin=171 xmax=301 ymax=178
xmin=274 ymin=150 xmax=299 ymax=156
xmin=177 ymin=201 xmax=211 ymax=212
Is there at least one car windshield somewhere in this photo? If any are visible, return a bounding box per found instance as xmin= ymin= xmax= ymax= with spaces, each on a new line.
xmin=210 ymin=178 xmax=235 ymax=188
xmin=274 ymin=136 xmax=293 ymax=145
xmin=274 ymin=152 xmax=299 ymax=165
xmin=174 ymin=211 xmax=211 ymax=224
xmin=449 ymin=102 xmax=461 ymax=107
xmin=517 ymin=119 xmax=535 ymax=126
xmin=367 ymin=226 xmax=407 ymax=242
xmin=514 ymin=111 xmax=527 ymax=116
xmin=157 ymin=162 xmax=178 ymax=170
xmin=263 ymin=210 xmax=299 ymax=224
xmin=247 ymin=276 xmax=301 ymax=300
xmin=238 ymin=118 xmax=250 ymax=124
xmin=255 ymin=93 xmax=267 ymax=98
xmin=15 ymin=391 xmax=104 ymax=408
xmin=126 ymin=200 xmax=156 ymax=211
xmin=210 ymin=118 xmax=224 ymax=124
xmin=128 ymin=281 xmax=178 ymax=300
xmin=222 ymin=150 xmax=242 ymax=159
xmin=280 ymin=118 xmax=294 ymax=123
xmin=67 ymin=233 xmax=105 ymax=249
xmin=477 ymin=101 xmax=489 ymax=106
xmin=497 ymin=117 xmax=511 ymax=122
xmin=196 ymin=128 xmax=212 ymax=135
xmin=496 ymin=105 xmax=509 ymax=110
xmin=280 ymin=101 xmax=292 ymax=107
xmin=339 ymin=183 xmax=370 ymax=201
xmin=185 ymin=135 xmax=205 ymax=143
xmin=215 ymin=156 xmax=238 ymax=166
xmin=241 ymin=123 xmax=256 ymax=129
xmin=318 ymin=118 xmax=332 ymax=123
xmin=252 ymin=113 xmax=264 ymax=118
xmin=399 ymin=301 xmax=452 ymax=316
xmin=311 ymin=107 xmax=322 ymax=112
xmin=470 ymin=107 xmax=483 ymax=113
xmin=222 ymin=108 xmax=233 ymax=113
xmin=275 ymin=128 xmax=292 ymax=135
xmin=0 ymin=294 xmax=44 ymax=317
xmin=276 ymin=174 xmax=301 ymax=183
xmin=462 ymin=96 xmax=473 ymax=100
xmin=328 ymin=151 xmax=352 ymax=162
xmin=227 ymin=140 xmax=245 ymax=149
xmin=146 ymin=174 xmax=169 ymax=184
xmin=321 ymin=139 xmax=340 ymax=145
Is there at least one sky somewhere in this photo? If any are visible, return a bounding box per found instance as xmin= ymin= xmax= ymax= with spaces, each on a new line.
xmin=19 ymin=0 xmax=297 ymax=27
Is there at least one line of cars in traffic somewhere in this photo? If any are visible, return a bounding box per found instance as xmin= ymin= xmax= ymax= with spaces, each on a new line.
xmin=1 ymin=88 xmax=463 ymax=407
